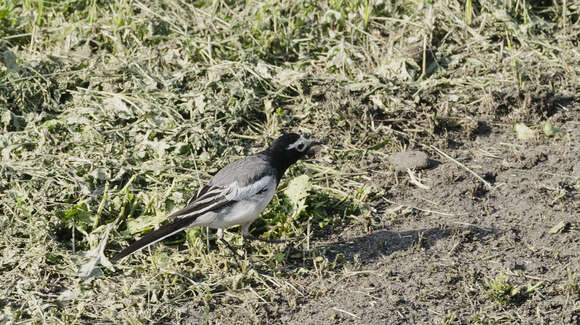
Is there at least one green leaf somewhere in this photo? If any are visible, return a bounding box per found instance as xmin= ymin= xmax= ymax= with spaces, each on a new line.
xmin=543 ymin=121 xmax=565 ymax=137
xmin=41 ymin=119 xmax=64 ymax=131
xmin=1 ymin=50 xmax=19 ymax=71
xmin=275 ymin=252 xmax=285 ymax=263
xmin=0 ymin=9 xmax=9 ymax=20
xmin=368 ymin=139 xmax=390 ymax=150
xmin=283 ymin=175 xmax=311 ymax=218
xmin=77 ymin=224 xmax=114 ymax=279
xmin=465 ymin=0 xmax=472 ymax=25
xmin=125 ymin=213 xmax=166 ymax=235
xmin=284 ymin=175 xmax=311 ymax=207
xmin=62 ymin=203 xmax=95 ymax=235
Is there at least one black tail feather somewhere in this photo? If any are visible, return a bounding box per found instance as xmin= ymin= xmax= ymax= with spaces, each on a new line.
xmin=112 ymin=217 xmax=194 ymax=262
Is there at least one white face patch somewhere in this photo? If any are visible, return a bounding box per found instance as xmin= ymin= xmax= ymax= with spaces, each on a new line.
xmin=286 ymin=135 xmax=311 ymax=152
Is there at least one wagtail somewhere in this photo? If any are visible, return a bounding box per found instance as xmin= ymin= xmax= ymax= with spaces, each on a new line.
xmin=112 ymin=133 xmax=321 ymax=261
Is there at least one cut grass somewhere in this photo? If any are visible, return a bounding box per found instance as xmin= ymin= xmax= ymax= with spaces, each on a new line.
xmin=1 ymin=0 xmax=579 ymax=323
xmin=484 ymin=273 xmax=543 ymax=306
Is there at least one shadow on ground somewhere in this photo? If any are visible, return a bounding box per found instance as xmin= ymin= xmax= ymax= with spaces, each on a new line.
xmin=285 ymin=224 xmax=500 ymax=267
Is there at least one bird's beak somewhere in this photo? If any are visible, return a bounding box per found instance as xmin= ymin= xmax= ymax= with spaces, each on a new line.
xmin=306 ymin=140 xmax=323 ymax=156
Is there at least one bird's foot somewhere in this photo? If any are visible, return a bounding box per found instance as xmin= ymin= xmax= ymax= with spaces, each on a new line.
xmin=219 ymin=238 xmax=243 ymax=270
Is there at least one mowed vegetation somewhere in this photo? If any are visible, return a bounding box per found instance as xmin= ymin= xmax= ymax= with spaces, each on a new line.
xmin=1 ymin=0 xmax=578 ymax=323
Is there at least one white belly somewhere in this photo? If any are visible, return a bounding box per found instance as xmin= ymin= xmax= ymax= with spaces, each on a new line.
xmin=209 ymin=184 xmax=276 ymax=229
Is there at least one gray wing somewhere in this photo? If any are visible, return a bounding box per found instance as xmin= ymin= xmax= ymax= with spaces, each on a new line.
xmin=173 ymin=154 xmax=276 ymax=219
xmin=208 ymin=154 xmax=275 ymax=188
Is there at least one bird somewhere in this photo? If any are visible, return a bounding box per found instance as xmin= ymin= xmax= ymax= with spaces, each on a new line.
xmin=112 ymin=133 xmax=321 ymax=262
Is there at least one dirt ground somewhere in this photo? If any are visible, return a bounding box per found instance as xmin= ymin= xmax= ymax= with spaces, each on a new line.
xmin=1 ymin=1 xmax=579 ymax=324
xmin=182 ymin=106 xmax=579 ymax=324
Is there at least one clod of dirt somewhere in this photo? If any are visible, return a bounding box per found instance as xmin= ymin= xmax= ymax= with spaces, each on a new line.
xmin=523 ymin=150 xmax=548 ymax=169
xmin=548 ymin=221 xmax=571 ymax=234
xmin=388 ymin=151 xmax=430 ymax=171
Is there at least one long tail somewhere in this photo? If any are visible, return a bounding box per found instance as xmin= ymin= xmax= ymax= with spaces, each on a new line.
xmin=112 ymin=217 xmax=194 ymax=262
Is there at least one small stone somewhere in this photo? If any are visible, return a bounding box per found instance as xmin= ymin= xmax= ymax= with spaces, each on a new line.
xmin=388 ymin=151 xmax=430 ymax=171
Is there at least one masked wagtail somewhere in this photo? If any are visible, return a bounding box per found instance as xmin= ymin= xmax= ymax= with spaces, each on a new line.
xmin=112 ymin=133 xmax=321 ymax=261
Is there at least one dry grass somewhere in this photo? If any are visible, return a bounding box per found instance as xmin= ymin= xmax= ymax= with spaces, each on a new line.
xmin=1 ymin=0 xmax=578 ymax=323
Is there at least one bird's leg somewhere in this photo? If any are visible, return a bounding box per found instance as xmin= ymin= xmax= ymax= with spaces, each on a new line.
xmin=219 ymin=238 xmax=242 ymax=269
xmin=216 ymin=228 xmax=242 ymax=269
xmin=240 ymin=224 xmax=251 ymax=250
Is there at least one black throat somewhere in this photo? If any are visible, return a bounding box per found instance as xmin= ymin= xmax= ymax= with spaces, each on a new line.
xmin=260 ymin=148 xmax=295 ymax=183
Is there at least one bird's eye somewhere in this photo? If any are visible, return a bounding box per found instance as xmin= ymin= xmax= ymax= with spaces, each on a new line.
xmin=296 ymin=143 xmax=306 ymax=151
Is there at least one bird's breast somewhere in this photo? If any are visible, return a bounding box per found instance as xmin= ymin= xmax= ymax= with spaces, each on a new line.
xmin=212 ymin=184 xmax=276 ymax=228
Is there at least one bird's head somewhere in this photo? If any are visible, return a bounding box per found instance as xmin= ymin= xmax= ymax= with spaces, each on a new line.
xmin=266 ymin=133 xmax=322 ymax=168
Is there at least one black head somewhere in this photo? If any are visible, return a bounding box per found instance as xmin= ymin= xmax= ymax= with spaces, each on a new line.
xmin=264 ymin=133 xmax=322 ymax=175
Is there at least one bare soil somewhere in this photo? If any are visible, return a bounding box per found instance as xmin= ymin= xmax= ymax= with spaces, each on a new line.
xmin=185 ymin=94 xmax=579 ymax=324
xmin=2 ymin=2 xmax=579 ymax=324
